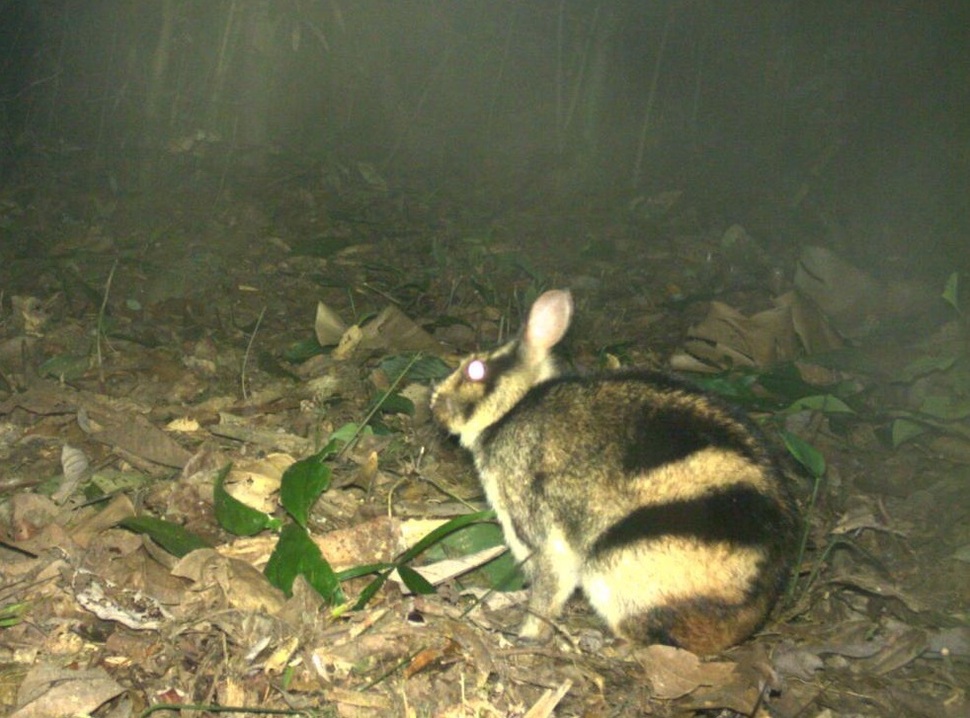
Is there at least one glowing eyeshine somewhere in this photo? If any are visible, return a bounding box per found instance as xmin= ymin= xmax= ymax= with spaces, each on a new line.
xmin=466 ymin=359 xmax=487 ymax=382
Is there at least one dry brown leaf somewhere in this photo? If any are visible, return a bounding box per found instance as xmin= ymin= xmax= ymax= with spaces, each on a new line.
xmin=672 ymin=300 xmax=797 ymax=371
xmin=224 ymin=454 xmax=295 ymax=513
xmin=356 ymin=304 xmax=440 ymax=354
xmin=316 ymin=300 xmax=349 ymax=346
xmin=70 ymin=493 xmax=137 ymax=547
xmin=799 ymin=620 xmax=887 ymax=659
xmin=794 ymin=246 xmax=936 ymax=338
xmin=772 ymin=641 xmax=824 ymax=680
xmin=826 ymin=573 xmax=926 ymax=613
xmin=778 ymin=290 xmax=844 ymax=354
xmin=172 ymin=548 xmax=286 ymax=613
xmin=10 ymin=664 xmax=123 ymax=718
xmin=8 ymin=493 xmax=61 ymax=542
xmin=79 ymin=408 xmax=191 ymax=468
xmin=634 ymin=644 xmax=736 ymax=700
xmin=794 ymin=359 xmax=843 ymax=386
xmin=314 ymin=516 xmax=409 ymax=570
xmin=856 ymin=627 xmax=928 ymax=675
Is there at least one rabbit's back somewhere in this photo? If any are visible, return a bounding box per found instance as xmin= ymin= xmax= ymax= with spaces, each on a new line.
xmin=431 ymin=290 xmax=799 ymax=653
xmin=471 ymin=370 xmax=798 ymax=653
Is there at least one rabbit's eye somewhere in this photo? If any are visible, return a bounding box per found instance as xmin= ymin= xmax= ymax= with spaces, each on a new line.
xmin=465 ymin=359 xmax=487 ymax=382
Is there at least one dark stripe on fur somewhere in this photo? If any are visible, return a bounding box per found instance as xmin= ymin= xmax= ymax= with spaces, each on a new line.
xmin=590 ymin=483 xmax=785 ymax=556
xmin=482 ymin=348 xmax=520 ymax=395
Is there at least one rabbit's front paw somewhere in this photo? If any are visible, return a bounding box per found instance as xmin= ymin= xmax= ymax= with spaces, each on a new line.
xmin=518 ymin=614 xmax=554 ymax=643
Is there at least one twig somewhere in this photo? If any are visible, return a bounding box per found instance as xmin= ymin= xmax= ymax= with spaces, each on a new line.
xmin=560 ymin=5 xmax=600 ymax=148
xmin=96 ymin=259 xmax=119 ymax=383
xmin=337 ymin=352 xmax=422 ymax=458
xmin=632 ymin=3 xmax=673 ymax=189
xmin=241 ymin=306 xmax=266 ymax=401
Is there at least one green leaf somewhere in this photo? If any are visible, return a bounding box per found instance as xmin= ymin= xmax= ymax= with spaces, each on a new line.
xmin=214 ymin=464 xmax=280 ymax=537
xmin=892 ymin=418 xmax=928 ymax=447
xmin=330 ymin=422 xmax=367 ymax=444
xmin=396 ymin=565 xmax=436 ymax=595
xmin=918 ymin=394 xmax=970 ymax=421
xmin=898 ymin=354 xmax=958 ymax=382
xmin=779 ymin=430 xmax=826 ymax=479
xmin=264 ymin=523 xmax=345 ymax=603
xmin=367 ymin=391 xmax=414 ymax=416
xmin=283 ymin=338 xmax=325 ymax=363
xmin=428 ymin=521 xmax=521 ymax=589
xmin=280 ymin=440 xmax=339 ymax=528
xmin=353 ymin=572 xmax=389 ymax=610
xmin=943 ymin=272 xmax=960 ymax=312
xmin=690 ymin=373 xmax=772 ymax=409
xmin=336 ymin=561 xmax=394 ymax=582
xmin=786 ymin=394 xmax=854 ymax=414
xmin=395 ymin=510 xmax=495 ymax=566
xmin=754 ymin=362 xmax=823 ymax=401
xmin=0 ymin=602 xmax=29 ymax=628
xmin=379 ymin=354 xmax=453 ymax=382
xmin=38 ymin=354 xmax=90 ymax=380
xmin=119 ymin=516 xmax=212 ymax=557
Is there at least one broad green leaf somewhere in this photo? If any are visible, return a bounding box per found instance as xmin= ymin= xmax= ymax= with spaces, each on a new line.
xmin=38 ymin=354 xmax=89 ymax=380
xmin=379 ymin=354 xmax=453 ymax=382
xmin=919 ymin=395 xmax=970 ymax=421
xmin=432 ymin=521 xmax=523 ymax=590
xmin=353 ymin=572 xmax=389 ymax=610
xmin=265 ymin=523 xmax=344 ymax=603
xmin=755 ymin=363 xmax=821 ymax=402
xmin=892 ymin=418 xmax=928 ymax=447
xmin=119 ymin=516 xmax=212 ymax=557
xmin=779 ymin=430 xmax=826 ymax=479
xmin=280 ymin=440 xmax=339 ymax=528
xmin=898 ymin=354 xmax=958 ymax=382
xmin=214 ymin=464 xmax=280 ymax=536
xmin=283 ymin=338 xmax=325 ymax=363
xmin=690 ymin=373 xmax=758 ymax=400
xmin=330 ymin=422 xmax=366 ymax=444
xmin=367 ymin=391 xmax=414 ymax=416
xmin=395 ymin=510 xmax=495 ymax=566
xmin=396 ymin=565 xmax=436 ymax=595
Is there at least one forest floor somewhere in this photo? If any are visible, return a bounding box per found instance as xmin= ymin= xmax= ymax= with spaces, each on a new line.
xmin=0 ymin=155 xmax=968 ymax=717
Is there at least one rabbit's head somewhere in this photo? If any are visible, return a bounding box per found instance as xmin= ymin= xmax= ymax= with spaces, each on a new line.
xmin=431 ymin=289 xmax=574 ymax=448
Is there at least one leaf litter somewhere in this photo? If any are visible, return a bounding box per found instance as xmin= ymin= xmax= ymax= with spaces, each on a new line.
xmin=0 ymin=176 xmax=968 ymax=718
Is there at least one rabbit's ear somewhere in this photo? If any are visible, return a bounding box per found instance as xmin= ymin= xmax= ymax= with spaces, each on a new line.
xmin=524 ymin=290 xmax=573 ymax=354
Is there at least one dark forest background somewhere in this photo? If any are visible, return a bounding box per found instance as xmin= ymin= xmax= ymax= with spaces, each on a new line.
xmin=1 ymin=0 xmax=968 ymax=275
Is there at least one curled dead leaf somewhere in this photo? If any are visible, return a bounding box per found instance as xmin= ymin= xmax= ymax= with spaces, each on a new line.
xmin=633 ymin=644 xmax=736 ymax=700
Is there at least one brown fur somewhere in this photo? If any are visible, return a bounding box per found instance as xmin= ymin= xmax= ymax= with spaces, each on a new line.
xmin=431 ymin=290 xmax=799 ymax=654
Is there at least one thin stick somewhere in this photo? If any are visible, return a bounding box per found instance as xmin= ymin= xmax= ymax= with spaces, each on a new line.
xmin=382 ymin=46 xmax=453 ymax=171
xmin=561 ymin=4 xmax=600 ymax=144
xmin=337 ymin=352 xmax=422 ymax=458
xmin=632 ymin=4 xmax=673 ymax=189
xmin=484 ymin=6 xmax=516 ymax=151
xmin=241 ymin=306 xmax=266 ymax=401
xmin=96 ymin=259 xmax=119 ymax=383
